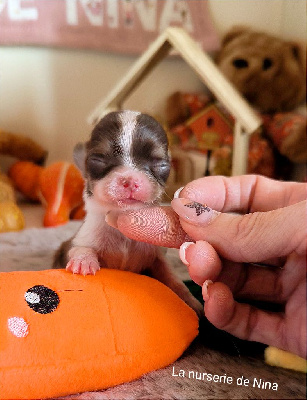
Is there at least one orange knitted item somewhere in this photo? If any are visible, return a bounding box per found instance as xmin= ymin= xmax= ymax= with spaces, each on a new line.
xmin=0 ymin=269 xmax=198 ymax=399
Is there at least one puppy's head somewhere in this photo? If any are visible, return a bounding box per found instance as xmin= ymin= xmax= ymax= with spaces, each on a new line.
xmin=75 ymin=111 xmax=170 ymax=211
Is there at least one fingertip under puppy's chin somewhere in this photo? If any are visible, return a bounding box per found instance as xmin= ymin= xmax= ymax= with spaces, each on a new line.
xmin=105 ymin=211 xmax=119 ymax=229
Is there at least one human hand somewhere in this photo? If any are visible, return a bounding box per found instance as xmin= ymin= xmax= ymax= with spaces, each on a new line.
xmin=106 ymin=175 xmax=306 ymax=358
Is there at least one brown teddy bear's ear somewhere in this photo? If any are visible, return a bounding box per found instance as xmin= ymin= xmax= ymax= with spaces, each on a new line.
xmin=221 ymin=25 xmax=250 ymax=46
xmin=288 ymin=41 xmax=306 ymax=70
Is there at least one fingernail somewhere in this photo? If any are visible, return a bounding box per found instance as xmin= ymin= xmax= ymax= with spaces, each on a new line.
xmin=179 ymin=241 xmax=194 ymax=265
xmin=173 ymin=186 xmax=184 ymax=199
xmin=202 ymin=280 xmax=213 ymax=301
xmin=171 ymin=198 xmax=219 ymax=226
xmin=105 ymin=211 xmax=118 ymax=229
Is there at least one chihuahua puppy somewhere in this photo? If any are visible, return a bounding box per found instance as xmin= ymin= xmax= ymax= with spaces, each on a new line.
xmin=53 ymin=110 xmax=202 ymax=315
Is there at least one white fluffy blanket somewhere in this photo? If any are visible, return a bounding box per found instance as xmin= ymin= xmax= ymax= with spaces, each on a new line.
xmin=0 ymin=221 xmax=190 ymax=280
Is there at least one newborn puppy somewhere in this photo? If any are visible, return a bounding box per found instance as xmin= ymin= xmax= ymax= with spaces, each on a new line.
xmin=53 ymin=110 xmax=202 ymax=315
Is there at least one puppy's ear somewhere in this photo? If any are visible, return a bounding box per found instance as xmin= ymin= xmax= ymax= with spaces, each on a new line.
xmin=73 ymin=142 xmax=87 ymax=176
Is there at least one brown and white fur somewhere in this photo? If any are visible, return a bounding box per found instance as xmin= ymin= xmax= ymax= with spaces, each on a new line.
xmin=53 ymin=110 xmax=202 ymax=315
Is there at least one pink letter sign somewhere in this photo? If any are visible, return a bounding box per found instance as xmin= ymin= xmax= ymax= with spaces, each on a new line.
xmin=0 ymin=0 xmax=219 ymax=54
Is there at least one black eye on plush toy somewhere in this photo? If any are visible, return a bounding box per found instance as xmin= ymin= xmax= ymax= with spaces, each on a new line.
xmin=262 ymin=57 xmax=273 ymax=70
xmin=232 ymin=58 xmax=248 ymax=69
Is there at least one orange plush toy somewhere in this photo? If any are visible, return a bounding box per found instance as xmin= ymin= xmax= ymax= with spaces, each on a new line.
xmin=9 ymin=161 xmax=85 ymax=227
xmin=39 ymin=162 xmax=85 ymax=226
xmin=0 ymin=268 xmax=198 ymax=399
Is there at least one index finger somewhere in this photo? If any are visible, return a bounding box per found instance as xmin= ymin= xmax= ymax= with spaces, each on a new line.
xmin=114 ymin=206 xmax=188 ymax=248
xmin=181 ymin=175 xmax=306 ymax=213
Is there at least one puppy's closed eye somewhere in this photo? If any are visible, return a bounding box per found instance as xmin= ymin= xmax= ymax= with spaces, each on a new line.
xmin=148 ymin=159 xmax=170 ymax=184
xmin=87 ymin=154 xmax=117 ymax=180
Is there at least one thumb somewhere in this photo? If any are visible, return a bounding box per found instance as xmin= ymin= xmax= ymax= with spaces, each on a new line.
xmin=171 ymin=198 xmax=306 ymax=262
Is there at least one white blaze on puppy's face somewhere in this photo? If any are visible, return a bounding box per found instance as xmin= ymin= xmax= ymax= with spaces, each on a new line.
xmin=118 ymin=110 xmax=140 ymax=168
xmin=82 ymin=111 xmax=170 ymax=211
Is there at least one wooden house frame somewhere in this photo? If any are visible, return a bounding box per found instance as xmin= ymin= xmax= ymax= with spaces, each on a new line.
xmin=88 ymin=27 xmax=262 ymax=175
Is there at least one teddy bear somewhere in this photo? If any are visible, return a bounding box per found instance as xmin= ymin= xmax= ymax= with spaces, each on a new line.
xmin=216 ymin=26 xmax=306 ymax=113
xmin=216 ymin=26 xmax=307 ymax=167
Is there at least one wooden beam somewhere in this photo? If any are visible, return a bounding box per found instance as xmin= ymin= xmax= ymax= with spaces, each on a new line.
xmin=232 ymin=121 xmax=249 ymax=175
xmin=89 ymin=27 xmax=261 ymax=135
xmin=88 ymin=31 xmax=172 ymax=125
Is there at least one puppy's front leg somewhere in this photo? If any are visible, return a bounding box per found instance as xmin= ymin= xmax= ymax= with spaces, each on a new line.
xmin=67 ymin=246 xmax=100 ymax=275
xmin=149 ymin=255 xmax=203 ymax=317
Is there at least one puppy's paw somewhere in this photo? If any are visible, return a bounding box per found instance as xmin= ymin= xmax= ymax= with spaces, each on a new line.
xmin=66 ymin=253 xmax=100 ymax=276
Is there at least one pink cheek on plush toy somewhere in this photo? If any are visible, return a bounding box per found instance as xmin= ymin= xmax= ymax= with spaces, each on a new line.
xmin=94 ymin=167 xmax=155 ymax=206
xmin=7 ymin=317 xmax=29 ymax=338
